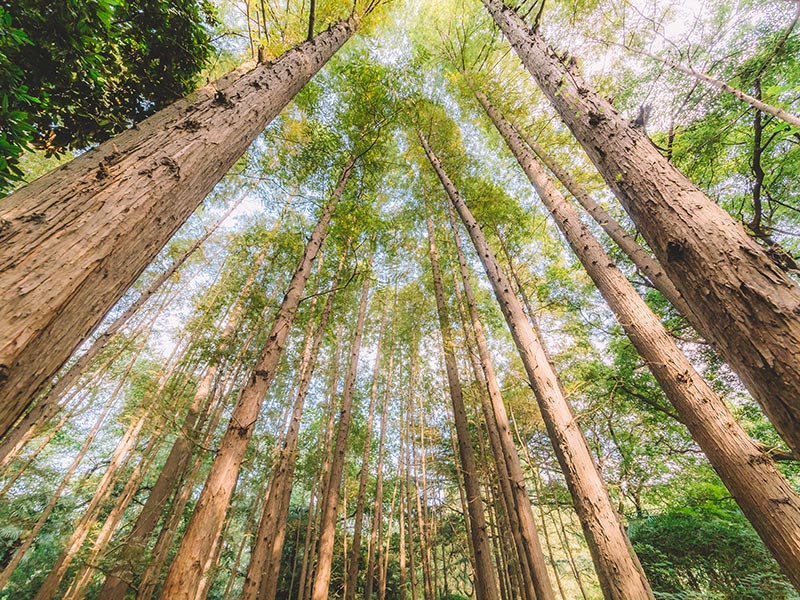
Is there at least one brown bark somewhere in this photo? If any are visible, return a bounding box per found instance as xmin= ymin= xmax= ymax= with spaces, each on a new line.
xmin=0 ymin=345 xmax=140 ymax=590
xmin=98 ymin=239 xmax=274 ymax=600
xmin=482 ymin=0 xmax=800 ymax=458
xmin=309 ymin=261 xmax=373 ymax=600
xmin=511 ymin=124 xmax=691 ymax=320
xmin=420 ymin=130 xmax=655 ymax=600
xmin=34 ymin=407 xmax=151 ymax=600
xmin=344 ymin=303 xmax=390 ymax=600
xmin=365 ymin=341 xmax=395 ymax=600
xmin=158 ymin=161 xmax=352 ymax=600
xmin=297 ymin=323 xmax=344 ymax=600
xmin=0 ymin=193 xmax=246 ymax=460
xmin=448 ymin=202 xmax=556 ymax=600
xmin=426 ymin=217 xmax=502 ymax=600
xmin=482 ymin=92 xmax=800 ymax=591
xmin=0 ymin=17 xmax=358 ymax=438
xmin=242 ymin=251 xmax=345 ymax=600
xmin=62 ymin=432 xmax=165 ymax=600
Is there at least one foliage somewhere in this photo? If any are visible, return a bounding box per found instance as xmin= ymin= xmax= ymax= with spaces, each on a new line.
xmin=0 ymin=0 xmax=216 ymax=189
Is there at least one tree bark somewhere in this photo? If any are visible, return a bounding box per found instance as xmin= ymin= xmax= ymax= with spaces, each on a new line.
xmin=242 ymin=251 xmax=346 ymax=600
xmin=309 ymin=259 xmax=373 ymax=600
xmin=98 ymin=241 xmax=273 ymax=600
xmin=158 ymin=159 xmax=352 ymax=600
xmin=344 ymin=302 xmax=389 ymax=600
xmin=0 ymin=193 xmax=246 ymax=462
xmin=0 ymin=17 xmax=358 ymax=439
xmin=481 ymin=0 xmax=800 ymax=458
xmin=448 ymin=202 xmax=556 ymax=600
xmin=509 ymin=123 xmax=691 ymax=320
xmin=364 ymin=334 xmax=395 ymax=600
xmin=481 ymin=93 xmax=800 ymax=591
xmin=426 ymin=216 xmax=502 ymax=600
xmin=420 ymin=130 xmax=655 ymax=600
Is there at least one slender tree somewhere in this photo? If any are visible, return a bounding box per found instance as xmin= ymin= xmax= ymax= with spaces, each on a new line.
xmin=310 ymin=258 xmax=373 ymax=600
xmin=419 ymin=130 xmax=655 ymax=600
xmin=481 ymin=0 xmax=800 ymax=458
xmin=426 ymin=216 xmax=502 ymax=600
xmin=0 ymin=16 xmax=360 ymax=438
xmin=158 ymin=157 xmax=355 ymax=600
xmin=242 ymin=250 xmax=346 ymax=600
xmin=345 ymin=301 xmax=390 ymax=600
xmin=446 ymin=202 xmax=557 ymax=600
xmin=479 ymin=93 xmax=800 ymax=590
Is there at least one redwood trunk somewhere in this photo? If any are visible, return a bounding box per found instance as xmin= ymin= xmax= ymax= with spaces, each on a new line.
xmin=482 ymin=94 xmax=800 ymax=591
xmin=426 ymin=217 xmax=502 ymax=600
xmin=309 ymin=263 xmax=373 ymax=600
xmin=448 ymin=203 xmax=556 ymax=600
xmin=0 ymin=17 xmax=358 ymax=438
xmin=345 ymin=304 xmax=389 ymax=600
xmin=511 ymin=124 xmax=691 ymax=320
xmin=419 ymin=130 xmax=655 ymax=600
xmin=243 ymin=252 xmax=345 ymax=600
xmin=482 ymin=0 xmax=800 ymax=458
xmin=158 ymin=161 xmax=352 ymax=600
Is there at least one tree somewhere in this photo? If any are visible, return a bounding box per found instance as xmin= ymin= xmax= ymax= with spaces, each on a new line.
xmin=481 ymin=0 xmax=800 ymax=459
xmin=0 ymin=14 xmax=359 ymax=440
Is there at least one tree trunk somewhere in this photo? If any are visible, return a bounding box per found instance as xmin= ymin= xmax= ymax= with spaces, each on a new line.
xmin=481 ymin=0 xmax=800 ymax=458
xmin=243 ymin=251 xmax=346 ymax=600
xmin=481 ymin=92 xmax=800 ymax=591
xmin=34 ymin=407 xmax=152 ymax=600
xmin=297 ymin=323 xmax=345 ymax=600
xmin=426 ymin=216 xmax=502 ymax=600
xmin=344 ymin=303 xmax=389 ymax=600
xmin=309 ymin=260 xmax=373 ymax=600
xmin=0 ymin=344 xmax=141 ymax=590
xmin=0 ymin=17 xmax=358 ymax=439
xmin=364 ymin=336 xmax=395 ymax=600
xmin=510 ymin=124 xmax=691 ymax=320
xmin=448 ymin=202 xmax=556 ymax=600
xmin=420 ymin=130 xmax=655 ymax=600
xmin=159 ymin=160 xmax=352 ymax=600
xmin=0 ymin=193 xmax=246 ymax=461
xmin=62 ymin=432 xmax=165 ymax=600
xmin=98 ymin=238 xmax=275 ymax=600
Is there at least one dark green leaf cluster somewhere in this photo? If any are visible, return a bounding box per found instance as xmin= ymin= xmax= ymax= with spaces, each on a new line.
xmin=0 ymin=0 xmax=216 ymax=189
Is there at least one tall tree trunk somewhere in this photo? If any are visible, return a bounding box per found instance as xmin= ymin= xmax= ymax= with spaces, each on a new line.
xmin=309 ymin=261 xmax=373 ymax=600
xmin=297 ymin=323 xmax=344 ymax=600
xmin=62 ymin=432 xmax=165 ymax=600
xmin=448 ymin=203 xmax=555 ymax=600
xmin=481 ymin=93 xmax=800 ymax=590
xmin=344 ymin=302 xmax=390 ymax=600
xmin=159 ymin=159 xmax=353 ymax=600
xmin=412 ymin=384 xmax=434 ymax=600
xmin=481 ymin=0 xmax=800 ymax=458
xmin=0 ymin=343 xmax=143 ymax=590
xmin=98 ymin=238 xmax=275 ymax=600
xmin=426 ymin=217 xmax=502 ymax=600
xmin=419 ymin=131 xmax=655 ymax=600
xmin=510 ymin=124 xmax=691 ymax=320
xmin=364 ymin=336 xmax=395 ymax=600
xmin=34 ymin=407 xmax=152 ymax=600
xmin=243 ymin=251 xmax=346 ymax=600
xmin=0 ymin=193 xmax=246 ymax=460
xmin=0 ymin=17 xmax=359 ymax=439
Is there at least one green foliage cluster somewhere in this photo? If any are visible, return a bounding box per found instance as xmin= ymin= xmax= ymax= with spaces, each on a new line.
xmin=0 ymin=0 xmax=216 ymax=189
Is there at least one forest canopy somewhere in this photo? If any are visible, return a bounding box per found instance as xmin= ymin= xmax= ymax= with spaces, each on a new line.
xmin=0 ymin=0 xmax=799 ymax=599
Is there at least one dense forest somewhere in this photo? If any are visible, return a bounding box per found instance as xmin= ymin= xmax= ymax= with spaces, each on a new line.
xmin=1 ymin=0 xmax=800 ymax=598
